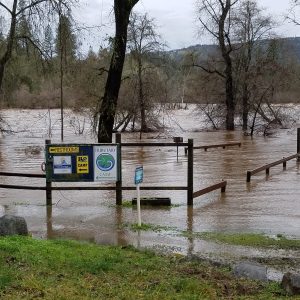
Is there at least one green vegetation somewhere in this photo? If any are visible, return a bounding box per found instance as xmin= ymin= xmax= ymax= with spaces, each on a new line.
xmin=121 ymin=200 xmax=133 ymax=207
xmin=0 ymin=236 xmax=288 ymax=299
xmin=183 ymin=232 xmax=300 ymax=250
xmin=129 ymin=223 xmax=176 ymax=232
xmin=118 ymin=222 xmax=176 ymax=232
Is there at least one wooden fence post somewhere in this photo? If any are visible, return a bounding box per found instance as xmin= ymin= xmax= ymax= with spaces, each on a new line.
xmin=297 ymin=128 xmax=300 ymax=162
xmin=116 ymin=133 xmax=122 ymax=205
xmin=45 ymin=139 xmax=52 ymax=206
xmin=283 ymin=159 xmax=287 ymax=169
xmin=246 ymin=171 xmax=251 ymax=182
xmin=221 ymin=181 xmax=226 ymax=193
xmin=187 ymin=139 xmax=194 ymax=206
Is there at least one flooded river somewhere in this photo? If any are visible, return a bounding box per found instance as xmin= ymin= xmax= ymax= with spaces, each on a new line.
xmin=0 ymin=108 xmax=299 ymax=256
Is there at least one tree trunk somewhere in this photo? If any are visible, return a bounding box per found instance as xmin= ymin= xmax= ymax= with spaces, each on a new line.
xmin=138 ymin=59 xmax=147 ymax=132
xmin=242 ymin=83 xmax=249 ymax=131
xmin=97 ymin=0 xmax=139 ymax=143
xmin=219 ymin=0 xmax=235 ymax=131
xmin=0 ymin=64 xmax=4 ymax=96
xmin=225 ymin=63 xmax=235 ymax=130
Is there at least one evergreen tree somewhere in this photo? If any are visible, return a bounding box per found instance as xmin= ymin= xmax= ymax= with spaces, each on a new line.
xmin=55 ymin=14 xmax=77 ymax=67
xmin=44 ymin=24 xmax=55 ymax=59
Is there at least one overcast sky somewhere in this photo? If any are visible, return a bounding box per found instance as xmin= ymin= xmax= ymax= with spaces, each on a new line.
xmin=74 ymin=0 xmax=299 ymax=52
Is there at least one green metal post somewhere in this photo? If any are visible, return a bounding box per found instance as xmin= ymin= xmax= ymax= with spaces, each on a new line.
xmin=45 ymin=139 xmax=52 ymax=206
xmin=297 ymin=128 xmax=300 ymax=162
xmin=116 ymin=133 xmax=122 ymax=205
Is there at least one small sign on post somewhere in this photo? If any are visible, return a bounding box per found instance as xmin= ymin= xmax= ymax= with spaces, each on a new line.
xmin=173 ymin=137 xmax=183 ymax=162
xmin=135 ymin=166 xmax=143 ymax=226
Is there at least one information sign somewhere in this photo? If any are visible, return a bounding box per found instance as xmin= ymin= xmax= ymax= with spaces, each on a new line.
xmin=135 ymin=166 xmax=143 ymax=185
xmin=76 ymin=156 xmax=89 ymax=174
xmin=94 ymin=145 xmax=118 ymax=181
xmin=53 ymin=156 xmax=72 ymax=174
xmin=49 ymin=147 xmax=79 ymax=154
xmin=46 ymin=143 xmax=119 ymax=182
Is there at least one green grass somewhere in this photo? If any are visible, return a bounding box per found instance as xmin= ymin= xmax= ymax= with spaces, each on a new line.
xmin=130 ymin=222 xmax=176 ymax=232
xmin=183 ymin=232 xmax=300 ymax=250
xmin=0 ymin=236 xmax=289 ymax=299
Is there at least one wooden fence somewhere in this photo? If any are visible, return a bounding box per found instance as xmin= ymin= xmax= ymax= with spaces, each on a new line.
xmin=0 ymin=134 xmax=226 ymax=206
xmin=184 ymin=142 xmax=241 ymax=155
xmin=246 ymin=153 xmax=300 ymax=182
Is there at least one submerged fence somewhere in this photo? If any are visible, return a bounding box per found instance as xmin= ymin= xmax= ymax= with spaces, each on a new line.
xmin=246 ymin=128 xmax=300 ymax=182
xmin=184 ymin=142 xmax=241 ymax=155
xmin=246 ymin=153 xmax=300 ymax=182
xmin=0 ymin=134 xmax=226 ymax=206
xmin=1 ymin=128 xmax=300 ymax=204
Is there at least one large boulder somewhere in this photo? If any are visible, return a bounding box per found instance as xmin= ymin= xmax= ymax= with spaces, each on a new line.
xmin=0 ymin=215 xmax=28 ymax=236
xmin=233 ymin=261 xmax=268 ymax=282
xmin=282 ymin=272 xmax=300 ymax=295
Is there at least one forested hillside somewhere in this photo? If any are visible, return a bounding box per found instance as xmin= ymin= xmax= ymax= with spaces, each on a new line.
xmin=2 ymin=35 xmax=300 ymax=109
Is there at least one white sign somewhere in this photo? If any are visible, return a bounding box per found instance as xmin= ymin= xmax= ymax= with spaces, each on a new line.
xmin=93 ymin=145 xmax=118 ymax=181
xmin=53 ymin=156 xmax=72 ymax=174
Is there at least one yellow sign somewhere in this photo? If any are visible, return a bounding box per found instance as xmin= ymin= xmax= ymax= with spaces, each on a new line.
xmin=49 ymin=147 xmax=79 ymax=154
xmin=77 ymin=156 xmax=89 ymax=174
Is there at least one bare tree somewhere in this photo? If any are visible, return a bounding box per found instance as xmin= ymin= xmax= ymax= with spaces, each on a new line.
xmin=127 ymin=12 xmax=163 ymax=132
xmin=97 ymin=0 xmax=139 ymax=143
xmin=232 ymin=0 xmax=273 ymax=130
xmin=196 ymin=0 xmax=239 ymax=130
xmin=246 ymin=39 xmax=296 ymax=136
xmin=287 ymin=0 xmax=300 ymax=25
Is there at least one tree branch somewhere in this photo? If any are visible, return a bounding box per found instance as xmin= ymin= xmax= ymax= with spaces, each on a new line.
xmin=16 ymin=35 xmax=49 ymax=60
xmin=0 ymin=2 xmax=13 ymax=15
xmin=191 ymin=63 xmax=226 ymax=78
xmin=16 ymin=0 xmax=48 ymax=17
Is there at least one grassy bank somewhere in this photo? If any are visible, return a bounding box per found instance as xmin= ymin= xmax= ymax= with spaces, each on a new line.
xmin=183 ymin=232 xmax=300 ymax=250
xmin=0 ymin=236 xmax=288 ymax=299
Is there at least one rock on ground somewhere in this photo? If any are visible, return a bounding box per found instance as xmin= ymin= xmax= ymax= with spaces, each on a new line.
xmin=233 ymin=261 xmax=268 ymax=282
xmin=282 ymin=272 xmax=300 ymax=295
xmin=0 ymin=215 xmax=28 ymax=236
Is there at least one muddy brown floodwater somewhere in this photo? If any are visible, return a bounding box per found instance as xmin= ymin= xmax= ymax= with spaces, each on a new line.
xmin=0 ymin=108 xmax=299 ymax=261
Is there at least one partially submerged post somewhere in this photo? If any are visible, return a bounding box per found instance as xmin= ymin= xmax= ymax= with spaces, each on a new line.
xmin=187 ymin=139 xmax=194 ymax=206
xmin=45 ymin=140 xmax=52 ymax=206
xmin=173 ymin=137 xmax=183 ymax=162
xmin=246 ymin=171 xmax=251 ymax=183
xmin=115 ymin=133 xmax=122 ymax=205
xmin=297 ymin=128 xmax=300 ymax=162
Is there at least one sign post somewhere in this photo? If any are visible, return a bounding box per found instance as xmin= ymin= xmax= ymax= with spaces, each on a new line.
xmin=134 ymin=166 xmax=143 ymax=226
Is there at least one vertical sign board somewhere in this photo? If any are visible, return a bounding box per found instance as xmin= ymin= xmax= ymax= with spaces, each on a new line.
xmin=135 ymin=166 xmax=143 ymax=185
xmin=134 ymin=166 xmax=143 ymax=227
xmin=46 ymin=144 xmax=119 ymax=182
xmin=94 ymin=145 xmax=118 ymax=181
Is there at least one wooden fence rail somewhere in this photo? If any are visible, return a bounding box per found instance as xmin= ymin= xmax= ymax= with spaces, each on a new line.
xmin=246 ymin=153 xmax=300 ymax=182
xmin=0 ymin=184 xmax=46 ymax=190
xmin=185 ymin=142 xmax=241 ymax=155
xmin=0 ymin=172 xmax=45 ymax=178
xmin=0 ymin=172 xmax=188 ymax=191
xmin=193 ymin=181 xmax=227 ymax=199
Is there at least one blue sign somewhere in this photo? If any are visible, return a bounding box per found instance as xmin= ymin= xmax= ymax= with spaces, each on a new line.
xmin=135 ymin=166 xmax=143 ymax=185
